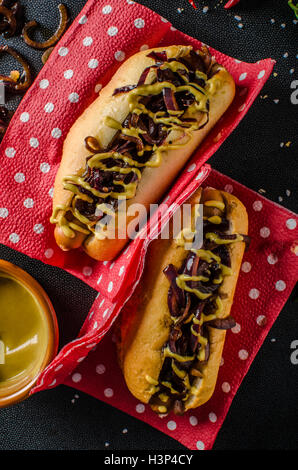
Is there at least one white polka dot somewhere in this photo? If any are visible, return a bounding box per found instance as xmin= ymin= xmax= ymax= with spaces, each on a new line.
xmin=239 ymin=72 xmax=247 ymax=81
xmin=89 ymin=310 xmax=94 ymax=320
xmin=24 ymin=198 xmax=34 ymax=208
xmin=0 ymin=208 xmax=8 ymax=218
xmin=187 ymin=163 xmax=196 ymax=172
xmin=109 ymin=262 xmax=115 ymax=270
xmin=51 ymin=128 xmax=62 ymax=139
xmin=267 ymin=253 xmax=278 ymax=265
xmin=58 ymin=47 xmax=68 ymax=56
xmin=209 ymin=412 xmax=217 ymax=423
xmin=222 ymin=382 xmax=230 ymax=393
xmin=134 ymin=18 xmax=145 ymax=28
xmin=5 ymin=147 xmax=15 ymax=158
xmin=40 ymin=162 xmax=51 ymax=173
xmin=64 ymin=69 xmax=73 ymax=79
xmin=160 ymin=16 xmax=168 ymax=22
xmin=30 ymin=137 xmax=39 ymax=148
xmin=224 ymin=184 xmax=233 ymax=193
xmin=77 ymin=356 xmax=86 ymax=363
xmin=93 ymin=321 xmax=98 ymax=330
xmin=95 ymin=83 xmax=102 ymax=93
xmin=189 ymin=416 xmax=198 ymax=426
xmin=44 ymin=248 xmax=54 ymax=259
xmin=44 ymin=102 xmax=54 ymax=113
xmin=69 ymin=92 xmax=79 ymax=103
xmin=48 ymin=187 xmax=54 ymax=198
xmin=104 ymin=388 xmax=114 ymax=397
xmin=238 ymin=103 xmax=246 ymax=112
xmin=97 ymin=274 xmax=102 ymax=284
xmin=54 ymin=364 xmax=63 ymax=372
xmin=167 ymin=420 xmax=176 ymax=431
xmin=83 ymin=36 xmax=93 ymax=46
xmin=220 ymin=357 xmax=224 ymax=366
xmin=140 ymin=44 xmax=149 ymax=51
xmin=20 ymin=112 xmax=29 ymax=122
xmin=275 ymin=280 xmax=286 ymax=291
xmin=96 ymin=364 xmax=106 ymax=374
xmin=72 ymin=373 xmax=82 ymax=383
xmin=136 ymin=403 xmax=145 ymax=413
xmin=115 ymin=50 xmax=125 ymax=61
xmin=238 ymin=349 xmax=248 ymax=360
xmin=34 ymin=223 xmax=44 ymax=234
xmin=78 ymin=15 xmax=87 ymax=24
xmin=260 ymin=227 xmax=270 ymax=238
xmin=256 ymin=315 xmax=267 ymax=326
xmin=258 ymin=70 xmax=266 ymax=79
xmin=108 ymin=281 xmax=113 ymax=292
xmin=102 ymin=5 xmax=112 ymax=14
xmin=253 ymin=200 xmax=263 ymax=211
xmin=83 ymin=266 xmax=92 ymax=276
xmin=241 ymin=261 xmax=251 ymax=273
xmin=39 ymin=79 xmax=49 ymax=89
xmin=286 ymin=218 xmax=297 ymax=230
xmin=107 ymin=26 xmax=118 ymax=36
xmin=14 ymin=172 xmax=25 ymax=183
xmin=231 ymin=322 xmax=241 ymax=334
xmin=49 ymin=379 xmax=56 ymax=387
xmin=9 ymin=233 xmax=19 ymax=244
xmin=103 ymin=308 xmax=109 ymax=318
xmin=88 ymin=59 xmax=99 ymax=69
xmin=99 ymin=298 xmax=105 ymax=308
xmin=249 ymin=288 xmax=260 ymax=299
xmin=196 ymin=441 xmax=205 ymax=450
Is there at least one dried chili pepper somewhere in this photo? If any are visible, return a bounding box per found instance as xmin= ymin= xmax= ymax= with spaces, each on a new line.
xmin=0 ymin=45 xmax=32 ymax=92
xmin=187 ymin=0 xmax=197 ymax=9
xmin=224 ymin=0 xmax=241 ymax=8
xmin=22 ymin=3 xmax=68 ymax=50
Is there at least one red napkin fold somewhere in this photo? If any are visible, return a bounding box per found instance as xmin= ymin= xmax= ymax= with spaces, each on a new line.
xmin=61 ymin=168 xmax=298 ymax=451
xmin=1 ymin=0 xmax=295 ymax=450
xmin=0 ymin=0 xmax=274 ymax=300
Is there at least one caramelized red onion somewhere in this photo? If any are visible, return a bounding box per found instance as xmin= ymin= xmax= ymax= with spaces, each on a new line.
xmin=0 ymin=1 xmax=23 ymax=38
xmin=22 ymin=3 xmax=68 ymax=50
xmin=0 ymin=45 xmax=32 ymax=92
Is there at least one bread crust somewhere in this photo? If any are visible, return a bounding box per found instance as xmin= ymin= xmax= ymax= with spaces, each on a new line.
xmin=52 ymin=46 xmax=235 ymax=259
xmin=118 ymin=187 xmax=248 ymax=410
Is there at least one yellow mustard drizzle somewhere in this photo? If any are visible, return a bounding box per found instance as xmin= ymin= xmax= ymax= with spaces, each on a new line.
xmin=51 ymin=52 xmax=212 ymax=238
xmin=153 ymin=196 xmax=246 ymax=410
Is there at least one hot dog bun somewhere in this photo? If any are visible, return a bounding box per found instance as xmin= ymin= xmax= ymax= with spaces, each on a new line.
xmin=51 ymin=46 xmax=235 ymax=260
xmin=117 ymin=187 xmax=248 ymax=413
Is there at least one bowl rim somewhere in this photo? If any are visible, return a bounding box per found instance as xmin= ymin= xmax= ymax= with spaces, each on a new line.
xmin=0 ymin=259 xmax=59 ymax=407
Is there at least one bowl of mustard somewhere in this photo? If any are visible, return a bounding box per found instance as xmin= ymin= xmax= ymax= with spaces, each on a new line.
xmin=0 ymin=260 xmax=59 ymax=407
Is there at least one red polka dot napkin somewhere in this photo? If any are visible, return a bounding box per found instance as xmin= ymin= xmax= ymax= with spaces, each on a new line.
xmin=0 ymin=0 xmax=274 ymax=300
xmin=0 ymin=0 xmax=296 ymax=449
xmin=61 ymin=168 xmax=298 ymax=451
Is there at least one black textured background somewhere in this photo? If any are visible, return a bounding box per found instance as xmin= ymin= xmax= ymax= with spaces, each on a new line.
xmin=0 ymin=0 xmax=297 ymax=451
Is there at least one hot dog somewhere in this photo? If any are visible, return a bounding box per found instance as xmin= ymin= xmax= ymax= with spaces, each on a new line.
xmin=50 ymin=45 xmax=235 ymax=261
xmin=117 ymin=187 xmax=248 ymax=415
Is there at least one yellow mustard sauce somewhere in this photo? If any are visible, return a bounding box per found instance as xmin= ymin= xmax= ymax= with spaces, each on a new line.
xmin=152 ymin=197 xmax=246 ymax=410
xmin=51 ymin=51 xmax=213 ymax=239
xmin=0 ymin=274 xmax=48 ymax=388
